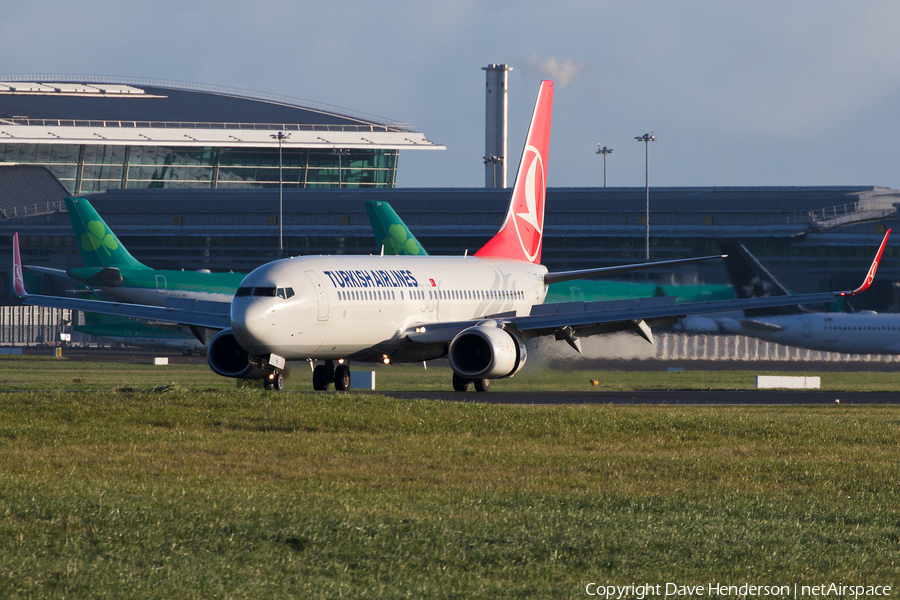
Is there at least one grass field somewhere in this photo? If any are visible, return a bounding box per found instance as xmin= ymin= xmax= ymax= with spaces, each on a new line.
xmin=1 ymin=357 xmax=899 ymax=598
xmin=4 ymin=353 xmax=900 ymax=392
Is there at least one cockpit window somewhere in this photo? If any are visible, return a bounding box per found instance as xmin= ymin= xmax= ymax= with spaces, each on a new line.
xmin=253 ymin=287 xmax=277 ymax=297
xmin=235 ymin=287 xmax=252 ymax=297
xmin=276 ymin=287 xmax=295 ymax=299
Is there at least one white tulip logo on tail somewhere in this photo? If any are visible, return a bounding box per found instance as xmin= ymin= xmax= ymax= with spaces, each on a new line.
xmin=512 ymin=145 xmax=545 ymax=263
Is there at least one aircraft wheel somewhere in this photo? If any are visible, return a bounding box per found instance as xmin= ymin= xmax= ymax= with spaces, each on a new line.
xmin=452 ymin=372 xmax=471 ymax=392
xmin=474 ymin=378 xmax=492 ymax=393
xmin=312 ymin=365 xmax=329 ymax=390
xmin=182 ymin=348 xmax=193 ymax=356
xmin=271 ymin=372 xmax=285 ymax=391
xmin=334 ymin=364 xmax=351 ymax=391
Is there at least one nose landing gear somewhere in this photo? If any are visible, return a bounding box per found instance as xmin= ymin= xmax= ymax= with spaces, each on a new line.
xmin=264 ymin=370 xmax=285 ymax=391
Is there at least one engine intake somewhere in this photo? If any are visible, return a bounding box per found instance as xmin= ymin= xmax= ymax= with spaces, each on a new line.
xmin=449 ymin=324 xmax=526 ymax=379
xmin=207 ymin=329 xmax=268 ymax=379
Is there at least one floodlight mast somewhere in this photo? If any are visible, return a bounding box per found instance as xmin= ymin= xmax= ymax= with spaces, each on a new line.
xmin=596 ymin=145 xmax=614 ymax=187
xmin=634 ymin=132 xmax=657 ymax=260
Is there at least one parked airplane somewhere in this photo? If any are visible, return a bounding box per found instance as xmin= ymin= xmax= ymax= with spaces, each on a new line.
xmin=27 ymin=196 xmax=245 ymax=305
xmin=14 ymin=81 xmax=887 ymax=391
xmin=716 ymin=239 xmax=898 ymax=354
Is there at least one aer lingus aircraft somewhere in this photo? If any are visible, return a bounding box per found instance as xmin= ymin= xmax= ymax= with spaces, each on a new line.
xmin=13 ymin=81 xmax=887 ymax=391
xmin=27 ymin=196 xmax=245 ymax=306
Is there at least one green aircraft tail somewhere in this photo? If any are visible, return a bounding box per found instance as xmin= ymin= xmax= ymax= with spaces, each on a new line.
xmin=65 ymin=197 xmax=150 ymax=270
xmin=365 ymin=201 xmax=427 ymax=256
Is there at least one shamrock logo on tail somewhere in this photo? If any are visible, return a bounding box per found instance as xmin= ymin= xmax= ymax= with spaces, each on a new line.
xmin=381 ymin=224 xmax=421 ymax=256
xmin=81 ymin=220 xmax=119 ymax=256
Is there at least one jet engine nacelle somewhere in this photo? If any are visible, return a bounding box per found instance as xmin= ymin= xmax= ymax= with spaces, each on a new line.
xmin=207 ymin=328 xmax=268 ymax=379
xmin=448 ymin=324 xmax=527 ymax=379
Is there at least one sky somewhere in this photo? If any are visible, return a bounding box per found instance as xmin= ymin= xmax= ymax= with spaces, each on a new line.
xmin=4 ymin=0 xmax=900 ymax=190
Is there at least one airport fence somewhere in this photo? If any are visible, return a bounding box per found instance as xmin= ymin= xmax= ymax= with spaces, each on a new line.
xmin=0 ymin=306 xmax=114 ymax=349
xmin=655 ymin=333 xmax=900 ymax=363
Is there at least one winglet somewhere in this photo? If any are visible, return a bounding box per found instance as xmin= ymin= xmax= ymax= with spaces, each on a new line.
xmin=13 ymin=233 xmax=27 ymax=298
xmin=839 ymin=228 xmax=890 ymax=297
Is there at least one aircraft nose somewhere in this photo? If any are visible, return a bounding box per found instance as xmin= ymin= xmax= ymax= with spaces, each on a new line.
xmin=231 ymin=299 xmax=269 ymax=347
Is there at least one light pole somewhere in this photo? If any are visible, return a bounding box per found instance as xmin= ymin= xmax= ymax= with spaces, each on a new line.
xmin=596 ymin=145 xmax=614 ymax=187
xmin=483 ymin=154 xmax=503 ymax=188
xmin=634 ymin=131 xmax=656 ymax=260
xmin=270 ymin=131 xmax=290 ymax=258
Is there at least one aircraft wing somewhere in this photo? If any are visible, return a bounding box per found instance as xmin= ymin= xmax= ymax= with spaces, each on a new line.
xmin=407 ymin=229 xmax=890 ymax=351
xmin=405 ymin=290 xmax=850 ymax=350
xmin=543 ymin=255 xmax=725 ymax=284
xmin=17 ymin=293 xmax=231 ymax=330
xmin=23 ymin=265 xmax=69 ymax=278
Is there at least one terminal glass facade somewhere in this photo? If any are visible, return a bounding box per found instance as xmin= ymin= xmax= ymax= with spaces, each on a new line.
xmin=0 ymin=143 xmax=398 ymax=193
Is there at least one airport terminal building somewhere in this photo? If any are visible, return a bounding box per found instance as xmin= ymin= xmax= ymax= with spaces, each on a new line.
xmin=0 ymin=75 xmax=443 ymax=198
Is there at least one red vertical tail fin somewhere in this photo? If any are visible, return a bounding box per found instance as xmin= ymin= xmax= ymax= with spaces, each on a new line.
xmin=475 ymin=80 xmax=553 ymax=264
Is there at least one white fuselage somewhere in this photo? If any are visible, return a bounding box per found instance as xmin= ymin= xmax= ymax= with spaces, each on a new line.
xmin=230 ymin=255 xmax=549 ymax=362
xmin=726 ymin=311 xmax=900 ymax=355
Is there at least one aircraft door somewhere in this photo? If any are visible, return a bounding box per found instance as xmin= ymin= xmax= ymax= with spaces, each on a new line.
xmin=418 ymin=287 xmax=427 ymax=312
xmin=156 ymin=275 xmax=167 ymax=294
xmin=434 ymin=283 xmax=442 ymax=319
xmin=304 ymin=270 xmax=330 ymax=321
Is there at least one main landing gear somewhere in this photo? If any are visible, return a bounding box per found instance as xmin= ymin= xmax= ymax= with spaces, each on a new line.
xmin=452 ymin=372 xmax=491 ymax=392
xmin=312 ymin=360 xmax=351 ymax=391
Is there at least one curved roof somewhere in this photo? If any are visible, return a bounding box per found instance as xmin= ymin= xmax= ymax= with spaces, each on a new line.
xmin=0 ymin=75 xmax=444 ymax=151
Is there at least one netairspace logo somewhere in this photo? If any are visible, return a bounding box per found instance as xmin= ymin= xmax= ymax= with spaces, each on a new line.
xmin=583 ymin=582 xmax=893 ymax=598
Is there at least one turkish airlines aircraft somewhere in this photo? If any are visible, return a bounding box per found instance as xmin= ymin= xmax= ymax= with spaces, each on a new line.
xmin=13 ymin=81 xmax=887 ymax=391
xmin=717 ymin=239 xmax=899 ymax=355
